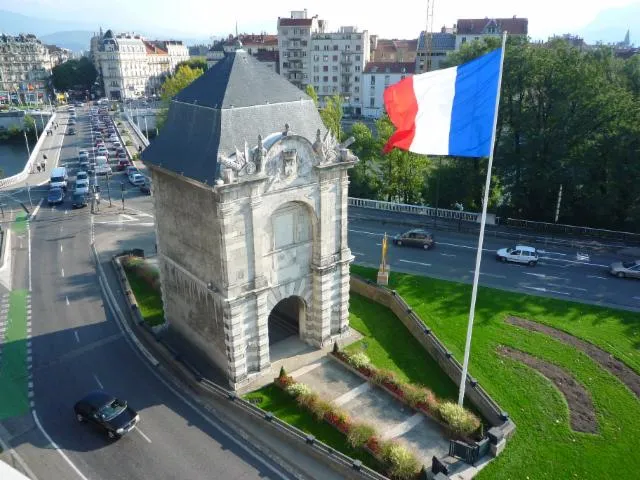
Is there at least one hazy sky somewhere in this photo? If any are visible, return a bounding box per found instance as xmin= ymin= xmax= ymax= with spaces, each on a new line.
xmin=5 ymin=0 xmax=638 ymax=39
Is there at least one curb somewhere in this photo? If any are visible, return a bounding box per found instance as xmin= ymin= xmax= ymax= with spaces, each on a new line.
xmin=0 ymin=228 xmax=6 ymax=271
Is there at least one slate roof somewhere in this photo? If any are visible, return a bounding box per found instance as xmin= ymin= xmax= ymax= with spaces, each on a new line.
xmin=142 ymin=49 xmax=326 ymax=186
xmin=364 ymin=62 xmax=414 ymax=74
xmin=456 ymin=18 xmax=528 ymax=35
xmin=417 ymin=32 xmax=456 ymax=50
xmin=278 ymin=18 xmax=313 ymax=27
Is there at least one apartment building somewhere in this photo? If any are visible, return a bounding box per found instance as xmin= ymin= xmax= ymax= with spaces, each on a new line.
xmin=455 ymin=16 xmax=528 ymax=50
xmin=91 ymin=29 xmax=189 ymax=100
xmin=362 ymin=61 xmax=413 ymax=119
xmin=370 ymin=37 xmax=417 ymax=63
xmin=0 ymin=33 xmax=53 ymax=104
xmin=278 ymin=10 xmax=369 ymax=113
xmin=207 ymin=34 xmax=279 ymax=71
xmin=415 ymin=28 xmax=456 ymax=73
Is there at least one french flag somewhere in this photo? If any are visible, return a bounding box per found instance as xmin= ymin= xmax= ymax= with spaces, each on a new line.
xmin=383 ymin=48 xmax=502 ymax=158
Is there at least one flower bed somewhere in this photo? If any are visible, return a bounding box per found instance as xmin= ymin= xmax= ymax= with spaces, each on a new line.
xmin=274 ymin=367 xmax=423 ymax=480
xmin=333 ymin=349 xmax=482 ymax=441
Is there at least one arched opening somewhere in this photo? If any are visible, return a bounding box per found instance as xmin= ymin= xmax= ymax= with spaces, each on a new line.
xmin=268 ymin=296 xmax=305 ymax=345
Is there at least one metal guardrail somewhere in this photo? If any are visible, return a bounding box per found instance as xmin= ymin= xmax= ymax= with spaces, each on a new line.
xmin=0 ymin=112 xmax=56 ymax=189
xmin=124 ymin=112 xmax=150 ymax=148
xmin=348 ymin=197 xmax=482 ymax=223
xmin=198 ymin=378 xmax=389 ymax=480
xmin=505 ymin=218 xmax=640 ymax=244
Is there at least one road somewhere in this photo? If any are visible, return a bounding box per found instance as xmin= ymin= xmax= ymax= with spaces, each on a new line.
xmin=0 ymin=106 xmax=295 ymax=480
xmin=347 ymin=218 xmax=640 ymax=311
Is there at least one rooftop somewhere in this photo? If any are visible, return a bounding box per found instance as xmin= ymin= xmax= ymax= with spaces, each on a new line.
xmin=456 ymin=17 xmax=528 ymax=35
xmin=364 ymin=62 xmax=415 ymax=74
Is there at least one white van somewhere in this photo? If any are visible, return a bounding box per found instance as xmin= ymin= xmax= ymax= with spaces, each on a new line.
xmin=94 ymin=156 xmax=111 ymax=175
xmin=50 ymin=167 xmax=68 ymax=190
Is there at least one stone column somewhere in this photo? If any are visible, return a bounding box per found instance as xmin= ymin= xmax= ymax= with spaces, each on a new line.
xmin=225 ymin=297 xmax=248 ymax=385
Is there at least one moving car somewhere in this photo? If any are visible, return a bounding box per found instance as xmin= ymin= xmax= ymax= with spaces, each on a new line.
xmin=125 ymin=166 xmax=139 ymax=177
xmin=47 ymin=187 xmax=64 ymax=205
xmin=496 ymin=245 xmax=539 ymax=266
xmin=74 ymin=391 xmax=139 ymax=440
xmin=139 ymin=178 xmax=152 ymax=195
xmin=68 ymin=127 xmax=76 ymax=135
xmin=609 ymin=260 xmax=640 ymax=279
xmin=49 ymin=167 xmax=68 ymax=190
xmin=117 ymin=159 xmax=130 ymax=171
xmin=128 ymin=173 xmax=145 ymax=186
xmin=71 ymin=191 xmax=88 ymax=209
xmin=392 ymin=229 xmax=435 ymax=250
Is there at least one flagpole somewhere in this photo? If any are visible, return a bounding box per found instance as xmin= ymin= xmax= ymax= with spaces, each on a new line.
xmin=457 ymin=31 xmax=508 ymax=406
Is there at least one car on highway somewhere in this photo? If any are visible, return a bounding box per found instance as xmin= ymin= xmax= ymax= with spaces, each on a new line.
xmin=129 ymin=173 xmax=145 ymax=186
xmin=97 ymin=146 xmax=109 ymax=157
xmin=78 ymin=149 xmax=89 ymax=159
xmin=47 ymin=187 xmax=64 ymax=205
xmin=74 ymin=391 xmax=140 ymax=440
xmin=392 ymin=229 xmax=436 ymax=250
xmin=609 ymin=260 xmax=640 ymax=279
xmin=71 ymin=191 xmax=88 ymax=209
xmin=496 ymin=245 xmax=539 ymax=266
xmin=68 ymin=118 xmax=76 ymax=125
xmin=117 ymin=158 xmax=130 ymax=171
xmin=140 ymin=178 xmax=152 ymax=195
xmin=68 ymin=127 xmax=76 ymax=135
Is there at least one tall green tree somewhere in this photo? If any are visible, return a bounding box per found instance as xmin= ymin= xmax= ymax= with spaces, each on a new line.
xmin=305 ymin=84 xmax=319 ymax=106
xmin=51 ymin=57 xmax=97 ymax=91
xmin=320 ymin=95 xmax=343 ymax=139
xmin=347 ymin=122 xmax=383 ymax=198
xmin=156 ymin=64 xmax=204 ymax=131
xmin=174 ymin=58 xmax=208 ymax=74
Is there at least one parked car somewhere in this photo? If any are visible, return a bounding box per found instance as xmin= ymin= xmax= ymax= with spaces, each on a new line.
xmin=125 ymin=166 xmax=139 ymax=177
xmin=139 ymin=178 xmax=152 ymax=195
xmin=496 ymin=245 xmax=539 ymax=266
xmin=68 ymin=127 xmax=76 ymax=135
xmin=68 ymin=118 xmax=76 ymax=126
xmin=71 ymin=192 xmax=88 ymax=209
xmin=392 ymin=229 xmax=435 ymax=250
xmin=47 ymin=187 xmax=64 ymax=205
xmin=117 ymin=159 xmax=130 ymax=171
xmin=609 ymin=260 xmax=640 ymax=279
xmin=128 ymin=173 xmax=145 ymax=186
xmin=73 ymin=391 xmax=140 ymax=440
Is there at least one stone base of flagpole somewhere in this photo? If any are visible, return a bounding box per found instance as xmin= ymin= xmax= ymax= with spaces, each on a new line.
xmin=376 ymin=264 xmax=390 ymax=286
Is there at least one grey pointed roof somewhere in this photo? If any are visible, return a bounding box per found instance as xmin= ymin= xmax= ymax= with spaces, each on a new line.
xmin=143 ymin=49 xmax=325 ymax=185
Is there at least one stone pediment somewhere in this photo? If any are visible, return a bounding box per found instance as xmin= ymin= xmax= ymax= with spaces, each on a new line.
xmin=215 ymin=125 xmax=359 ymax=189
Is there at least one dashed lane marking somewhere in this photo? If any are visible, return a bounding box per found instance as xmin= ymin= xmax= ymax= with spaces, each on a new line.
xmin=399 ymin=259 xmax=431 ymax=267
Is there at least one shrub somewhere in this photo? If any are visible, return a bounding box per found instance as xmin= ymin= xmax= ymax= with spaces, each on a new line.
xmin=347 ymin=422 xmax=377 ymax=449
xmin=296 ymin=391 xmax=318 ymax=410
xmin=371 ymin=369 xmax=398 ymax=387
xmin=403 ymin=384 xmax=437 ymax=410
xmin=309 ymin=398 xmax=334 ymax=421
xmin=436 ymin=401 xmax=481 ymax=437
xmin=348 ymin=352 xmax=371 ymax=370
xmin=380 ymin=441 xmax=421 ymax=480
xmin=285 ymin=382 xmax=311 ymax=398
xmin=125 ymin=139 xmax=133 ymax=146
xmin=333 ymin=341 xmax=339 ymax=353
xmin=278 ymin=365 xmax=287 ymax=379
xmin=276 ymin=374 xmax=294 ymax=389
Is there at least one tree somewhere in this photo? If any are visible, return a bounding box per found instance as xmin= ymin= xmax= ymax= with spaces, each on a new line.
xmin=305 ymin=84 xmax=319 ymax=107
xmin=320 ymin=95 xmax=343 ymax=139
xmin=348 ymin=122 xmax=383 ymax=198
xmin=157 ymin=64 xmax=204 ymax=131
xmin=174 ymin=58 xmax=208 ymax=74
xmin=51 ymin=57 xmax=97 ymax=91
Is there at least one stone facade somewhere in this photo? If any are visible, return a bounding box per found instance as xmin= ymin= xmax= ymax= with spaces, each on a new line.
xmin=151 ymin=128 xmax=357 ymax=389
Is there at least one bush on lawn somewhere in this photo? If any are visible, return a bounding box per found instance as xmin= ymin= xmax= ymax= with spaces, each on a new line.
xmin=347 ymin=422 xmax=377 ymax=449
xmin=348 ymin=352 xmax=372 ymax=370
xmin=121 ymin=255 xmax=160 ymax=291
xmin=380 ymin=441 xmax=421 ymax=480
xmin=403 ymin=384 xmax=439 ymax=413
xmin=296 ymin=391 xmax=318 ymax=410
xmin=309 ymin=398 xmax=334 ymax=421
xmin=436 ymin=401 xmax=481 ymax=437
xmin=285 ymin=382 xmax=311 ymax=398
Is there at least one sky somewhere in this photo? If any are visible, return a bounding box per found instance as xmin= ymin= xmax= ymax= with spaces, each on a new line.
xmin=3 ymin=0 xmax=638 ymax=40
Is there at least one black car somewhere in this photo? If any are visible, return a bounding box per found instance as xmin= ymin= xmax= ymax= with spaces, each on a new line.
xmin=139 ymin=179 xmax=152 ymax=195
xmin=393 ymin=229 xmax=435 ymax=250
xmin=74 ymin=391 xmax=139 ymax=439
xmin=71 ymin=192 xmax=88 ymax=209
xmin=47 ymin=187 xmax=64 ymax=205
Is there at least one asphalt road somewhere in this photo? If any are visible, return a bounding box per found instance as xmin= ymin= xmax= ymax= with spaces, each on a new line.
xmin=0 ymin=107 xmax=294 ymax=480
xmin=348 ymin=218 xmax=640 ymax=311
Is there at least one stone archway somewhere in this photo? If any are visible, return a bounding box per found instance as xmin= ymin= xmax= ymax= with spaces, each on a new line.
xmin=268 ymin=296 xmax=306 ymax=345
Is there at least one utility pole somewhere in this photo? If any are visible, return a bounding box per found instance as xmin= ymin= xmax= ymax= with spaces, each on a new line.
xmin=121 ymin=181 xmax=125 ymax=210
xmin=23 ymin=130 xmax=31 ymax=159
xmin=106 ymin=172 xmax=112 ymax=207
xmin=554 ymin=184 xmax=563 ymax=223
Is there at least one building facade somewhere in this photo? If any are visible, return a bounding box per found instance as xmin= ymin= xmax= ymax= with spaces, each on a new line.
xmin=207 ymin=34 xmax=279 ymax=72
xmin=362 ymin=62 xmax=413 ymax=118
xmin=370 ymin=37 xmax=418 ymax=63
xmin=0 ymin=34 xmax=53 ymax=105
xmin=455 ymin=17 xmax=528 ymax=50
xmin=142 ymin=49 xmax=358 ymax=390
xmin=91 ymin=29 xmax=189 ymax=100
xmin=415 ymin=29 xmax=456 ymax=73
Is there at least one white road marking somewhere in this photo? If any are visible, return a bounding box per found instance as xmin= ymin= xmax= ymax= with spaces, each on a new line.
xmin=348 ymin=228 xmax=382 ymax=236
xmin=440 ymin=253 xmax=456 ymax=257
xmin=61 ymin=268 xmax=65 ymax=277
xmin=538 ymin=250 xmax=567 ymax=256
xmin=0 ymin=423 xmax=40 ymax=480
xmin=437 ymin=241 xmax=493 ymax=253
xmin=32 ymin=410 xmax=90 ymax=480
xmin=587 ymin=275 xmax=609 ymax=280
xmin=27 ymin=223 xmax=32 ymax=291
xmin=399 ymin=259 xmax=431 ymax=267
xmin=74 ymin=330 xmax=80 ymax=342
xmin=468 ymin=270 xmax=506 ymax=279
xmin=60 ymin=244 xmax=63 ymax=252
xmin=547 ymin=283 xmax=588 ymax=292
xmin=65 ymin=296 xmax=70 ymax=305
xmin=93 ymin=374 xmax=104 ymax=389
xmin=539 ymin=256 xmax=608 ymax=268
xmin=523 ymin=272 xmax=566 ymax=280
xmin=523 ymin=286 xmax=570 ymax=296
xmin=136 ymin=427 xmax=152 ymax=443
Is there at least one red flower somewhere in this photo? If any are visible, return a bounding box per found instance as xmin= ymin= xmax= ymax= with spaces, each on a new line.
xmin=366 ymin=436 xmax=381 ymax=454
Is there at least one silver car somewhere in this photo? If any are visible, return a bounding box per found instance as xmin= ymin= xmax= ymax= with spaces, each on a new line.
xmin=609 ymin=260 xmax=640 ymax=279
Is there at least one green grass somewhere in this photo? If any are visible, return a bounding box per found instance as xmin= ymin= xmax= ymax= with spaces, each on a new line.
xmin=12 ymin=212 xmax=28 ymax=235
xmin=351 ymin=264 xmax=640 ymax=479
xmin=244 ymin=384 xmax=382 ymax=471
xmin=123 ymin=269 xmax=165 ymax=327
xmin=0 ymin=290 xmax=29 ymax=419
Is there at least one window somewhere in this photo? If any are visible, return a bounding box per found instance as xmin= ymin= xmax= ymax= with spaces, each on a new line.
xmin=355 ymin=86 xmax=359 ymax=93
xmin=323 ymin=55 xmax=329 ymax=61
xmin=314 ymin=45 xmax=319 ymax=51
xmin=356 ymin=45 xmax=361 ymax=51
xmin=355 ymin=65 xmax=361 ymax=72
xmin=313 ymin=75 xmax=319 ymax=82
xmin=323 ymin=65 xmax=328 ymax=72
xmin=355 ymin=55 xmax=361 ymax=61
xmin=371 ymin=76 xmax=376 ymax=85
xmin=461 ymin=38 xmax=467 ymax=44
xmin=370 ymin=97 xmax=375 ymax=107
xmin=323 ymin=86 xmax=329 ymax=93
xmin=354 ymin=76 xmax=359 ymax=82
xmin=332 ymin=65 xmax=338 ymax=72
xmin=355 ymin=97 xmax=359 ymax=102
xmin=400 ymin=75 xmax=406 ymax=80
xmin=332 ymin=76 xmax=338 ymax=82
xmin=333 ymin=45 xmax=339 ymax=51
xmin=313 ymin=55 xmax=319 ymax=61
xmin=323 ymin=76 xmax=328 ymax=82
xmin=313 ymin=66 xmax=319 ymax=72
xmin=332 ymin=55 xmax=338 ymax=61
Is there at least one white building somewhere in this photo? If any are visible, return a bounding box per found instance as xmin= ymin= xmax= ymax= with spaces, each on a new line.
xmin=91 ymin=29 xmax=189 ymax=100
xmin=207 ymin=34 xmax=279 ymax=71
xmin=278 ymin=10 xmax=369 ymax=114
xmin=0 ymin=34 xmax=52 ymax=105
xmin=361 ymin=62 xmax=413 ymax=119
xmin=454 ymin=17 xmax=528 ymax=50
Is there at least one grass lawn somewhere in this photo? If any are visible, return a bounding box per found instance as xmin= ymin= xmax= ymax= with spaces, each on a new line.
xmin=123 ymin=268 xmax=165 ymax=327
xmin=244 ymin=384 xmax=382 ymax=471
xmin=351 ymin=264 xmax=640 ymax=479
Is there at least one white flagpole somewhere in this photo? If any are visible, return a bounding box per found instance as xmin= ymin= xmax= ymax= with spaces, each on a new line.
xmin=457 ymin=31 xmax=508 ymax=406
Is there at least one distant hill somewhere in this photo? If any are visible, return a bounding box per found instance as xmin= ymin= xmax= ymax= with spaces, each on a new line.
xmin=579 ymin=3 xmax=639 ymax=44
xmin=40 ymin=31 xmax=93 ymax=53
xmin=0 ymin=9 xmax=94 ymax=37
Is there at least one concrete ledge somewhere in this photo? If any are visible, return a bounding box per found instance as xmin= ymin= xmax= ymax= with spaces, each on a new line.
xmin=0 ymin=228 xmax=6 ymax=270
